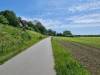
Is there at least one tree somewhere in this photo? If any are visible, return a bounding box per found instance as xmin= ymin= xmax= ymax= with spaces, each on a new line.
xmin=0 ymin=10 xmax=19 ymax=27
xmin=63 ymin=30 xmax=72 ymax=37
xmin=56 ymin=33 xmax=63 ymax=36
xmin=27 ymin=21 xmax=38 ymax=31
xmin=0 ymin=15 xmax=9 ymax=24
xmin=18 ymin=18 xmax=41 ymax=32
xmin=34 ymin=21 xmax=47 ymax=34
xmin=47 ymin=29 xmax=56 ymax=36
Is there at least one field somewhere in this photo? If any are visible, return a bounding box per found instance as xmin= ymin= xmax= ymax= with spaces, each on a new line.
xmin=0 ymin=24 xmax=45 ymax=64
xmin=61 ymin=37 xmax=100 ymax=49
xmin=51 ymin=37 xmax=90 ymax=75
xmin=52 ymin=37 xmax=100 ymax=75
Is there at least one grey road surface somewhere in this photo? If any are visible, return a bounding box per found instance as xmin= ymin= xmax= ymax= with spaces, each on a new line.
xmin=0 ymin=37 xmax=56 ymax=75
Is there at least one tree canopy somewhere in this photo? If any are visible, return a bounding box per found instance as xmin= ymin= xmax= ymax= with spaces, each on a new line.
xmin=34 ymin=21 xmax=47 ymax=35
xmin=0 ymin=15 xmax=9 ymax=24
xmin=63 ymin=30 xmax=72 ymax=36
xmin=0 ymin=10 xmax=19 ymax=27
xmin=0 ymin=10 xmax=73 ymax=36
xmin=47 ymin=29 xmax=56 ymax=36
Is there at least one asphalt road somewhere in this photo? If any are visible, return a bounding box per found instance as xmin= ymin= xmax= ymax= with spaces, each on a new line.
xmin=0 ymin=37 xmax=56 ymax=75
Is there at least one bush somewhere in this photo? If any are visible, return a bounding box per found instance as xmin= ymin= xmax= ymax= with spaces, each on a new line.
xmin=0 ymin=10 xmax=19 ymax=27
xmin=0 ymin=15 xmax=9 ymax=24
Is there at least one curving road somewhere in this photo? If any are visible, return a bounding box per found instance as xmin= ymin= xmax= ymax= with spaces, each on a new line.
xmin=0 ymin=37 xmax=56 ymax=75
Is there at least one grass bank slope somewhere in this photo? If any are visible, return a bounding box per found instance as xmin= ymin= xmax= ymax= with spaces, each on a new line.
xmin=0 ymin=24 xmax=45 ymax=64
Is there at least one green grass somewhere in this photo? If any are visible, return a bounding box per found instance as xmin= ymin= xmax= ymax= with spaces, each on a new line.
xmin=51 ymin=37 xmax=90 ymax=75
xmin=61 ymin=37 xmax=100 ymax=48
xmin=0 ymin=23 xmax=46 ymax=64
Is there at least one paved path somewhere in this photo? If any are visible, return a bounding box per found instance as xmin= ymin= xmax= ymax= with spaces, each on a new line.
xmin=0 ymin=37 xmax=56 ymax=75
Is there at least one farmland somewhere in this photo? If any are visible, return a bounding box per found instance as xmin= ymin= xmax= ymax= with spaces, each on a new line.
xmin=51 ymin=37 xmax=90 ymax=75
xmin=52 ymin=37 xmax=100 ymax=75
xmin=0 ymin=24 xmax=45 ymax=64
xmin=61 ymin=37 xmax=100 ymax=49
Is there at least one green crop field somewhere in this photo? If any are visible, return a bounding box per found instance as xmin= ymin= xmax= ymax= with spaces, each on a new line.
xmin=61 ymin=37 xmax=100 ymax=49
xmin=0 ymin=24 xmax=46 ymax=64
xmin=51 ymin=37 xmax=90 ymax=75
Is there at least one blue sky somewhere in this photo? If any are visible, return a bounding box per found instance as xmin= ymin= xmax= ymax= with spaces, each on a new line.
xmin=0 ymin=0 xmax=100 ymax=35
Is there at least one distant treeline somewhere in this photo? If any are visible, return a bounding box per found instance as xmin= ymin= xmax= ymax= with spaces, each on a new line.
xmin=0 ymin=10 xmax=72 ymax=37
xmin=0 ymin=10 xmax=99 ymax=37
xmin=73 ymin=35 xmax=100 ymax=37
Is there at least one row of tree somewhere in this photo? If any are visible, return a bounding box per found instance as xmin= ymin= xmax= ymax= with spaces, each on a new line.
xmin=0 ymin=10 xmax=72 ymax=37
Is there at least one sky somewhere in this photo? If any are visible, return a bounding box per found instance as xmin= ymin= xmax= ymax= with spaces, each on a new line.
xmin=0 ymin=0 xmax=100 ymax=35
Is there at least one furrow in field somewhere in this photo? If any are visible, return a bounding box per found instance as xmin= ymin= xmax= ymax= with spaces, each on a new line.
xmin=58 ymin=40 xmax=100 ymax=75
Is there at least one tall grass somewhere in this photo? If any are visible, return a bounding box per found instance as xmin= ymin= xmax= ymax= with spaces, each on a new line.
xmin=0 ymin=24 xmax=45 ymax=64
xmin=52 ymin=37 xmax=90 ymax=75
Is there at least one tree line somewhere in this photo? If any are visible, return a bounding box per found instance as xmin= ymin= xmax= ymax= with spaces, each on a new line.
xmin=0 ymin=10 xmax=72 ymax=36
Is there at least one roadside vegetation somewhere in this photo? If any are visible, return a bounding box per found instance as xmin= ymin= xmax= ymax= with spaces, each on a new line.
xmin=61 ymin=37 xmax=100 ymax=49
xmin=0 ymin=10 xmax=100 ymax=75
xmin=52 ymin=37 xmax=90 ymax=75
xmin=0 ymin=10 xmax=49 ymax=64
xmin=0 ymin=10 xmax=74 ymax=65
xmin=0 ymin=10 xmax=72 ymax=37
xmin=0 ymin=24 xmax=45 ymax=64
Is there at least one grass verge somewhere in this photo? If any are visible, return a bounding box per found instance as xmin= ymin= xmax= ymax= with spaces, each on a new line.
xmin=51 ymin=37 xmax=90 ymax=75
xmin=0 ymin=24 xmax=46 ymax=64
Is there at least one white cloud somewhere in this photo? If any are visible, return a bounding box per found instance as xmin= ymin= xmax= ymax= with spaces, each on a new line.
xmin=67 ymin=24 xmax=100 ymax=28
xmin=67 ymin=13 xmax=100 ymax=24
xmin=21 ymin=16 xmax=62 ymax=29
xmin=21 ymin=16 xmax=33 ymax=21
xmin=69 ymin=1 xmax=100 ymax=12
xmin=21 ymin=15 xmax=100 ymax=33
xmin=73 ymin=19 xmax=100 ymax=24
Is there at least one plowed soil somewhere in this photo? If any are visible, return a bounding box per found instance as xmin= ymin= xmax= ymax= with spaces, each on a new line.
xmin=58 ymin=40 xmax=100 ymax=75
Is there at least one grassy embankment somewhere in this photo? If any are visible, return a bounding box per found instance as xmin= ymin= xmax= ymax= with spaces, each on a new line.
xmin=61 ymin=37 xmax=100 ymax=48
xmin=0 ymin=24 xmax=46 ymax=64
xmin=52 ymin=37 xmax=90 ymax=75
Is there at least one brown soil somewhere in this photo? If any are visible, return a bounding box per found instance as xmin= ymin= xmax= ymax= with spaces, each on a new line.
xmin=58 ymin=40 xmax=100 ymax=75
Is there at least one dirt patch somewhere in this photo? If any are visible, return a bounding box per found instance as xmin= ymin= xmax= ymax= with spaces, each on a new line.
xmin=58 ymin=40 xmax=100 ymax=75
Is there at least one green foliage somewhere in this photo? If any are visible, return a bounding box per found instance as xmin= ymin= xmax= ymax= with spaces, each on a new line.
xmin=56 ymin=33 xmax=63 ymax=36
xmin=0 ymin=24 xmax=45 ymax=64
xmin=0 ymin=15 xmax=9 ymax=24
xmin=17 ymin=17 xmax=47 ymax=35
xmin=34 ymin=21 xmax=47 ymax=34
xmin=27 ymin=21 xmax=38 ymax=31
xmin=27 ymin=21 xmax=34 ymax=30
xmin=47 ymin=29 xmax=56 ymax=36
xmin=63 ymin=30 xmax=72 ymax=37
xmin=0 ymin=10 xmax=19 ymax=27
xmin=0 ymin=10 xmax=74 ymax=37
xmin=52 ymin=37 xmax=90 ymax=75
xmin=0 ymin=10 xmax=73 ymax=36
